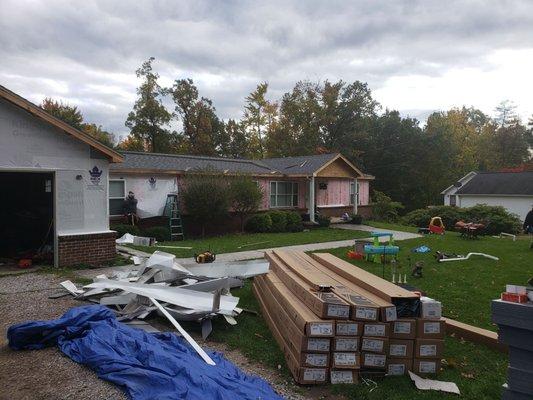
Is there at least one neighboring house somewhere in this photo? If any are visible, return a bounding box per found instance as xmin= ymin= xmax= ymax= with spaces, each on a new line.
xmin=109 ymin=152 xmax=373 ymax=223
xmin=0 ymin=85 xmax=123 ymax=267
xmin=441 ymin=171 xmax=533 ymax=221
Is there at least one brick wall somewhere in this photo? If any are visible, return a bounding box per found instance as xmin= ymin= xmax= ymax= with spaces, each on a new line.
xmin=58 ymin=232 xmax=116 ymax=267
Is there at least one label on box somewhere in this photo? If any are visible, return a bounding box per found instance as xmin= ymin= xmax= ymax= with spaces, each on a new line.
xmin=328 ymin=304 xmax=350 ymax=318
xmin=419 ymin=361 xmax=436 ymax=373
xmin=362 ymin=338 xmax=384 ymax=352
xmin=331 ymin=370 xmax=354 ymax=384
xmin=390 ymin=344 xmax=407 ymax=357
xmin=334 ymin=352 xmax=357 ymax=366
xmin=423 ymin=322 xmax=441 ymax=334
xmin=388 ymin=364 xmax=405 ymax=375
xmin=364 ymin=324 xmax=386 ymax=337
xmin=394 ymin=322 xmax=411 ymax=334
xmin=335 ymin=338 xmax=358 ymax=351
xmin=303 ymin=368 xmax=326 ymax=381
xmin=309 ymin=323 xmax=333 ymax=336
xmin=355 ymin=307 xmax=377 ymax=320
xmin=385 ymin=307 xmax=397 ymax=321
xmin=364 ymin=353 xmax=386 ymax=367
xmin=419 ymin=344 xmax=437 ymax=357
xmin=337 ymin=323 xmax=358 ymax=336
xmin=305 ymin=353 xmax=328 ymax=367
xmin=307 ymin=338 xmax=330 ymax=352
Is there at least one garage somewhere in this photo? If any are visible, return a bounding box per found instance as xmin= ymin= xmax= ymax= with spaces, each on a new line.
xmin=0 ymin=85 xmax=123 ymax=268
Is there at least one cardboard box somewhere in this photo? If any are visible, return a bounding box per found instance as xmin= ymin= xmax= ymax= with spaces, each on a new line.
xmin=416 ymin=319 xmax=446 ymax=339
xmin=257 ymin=272 xmax=335 ymax=337
xmin=363 ymin=322 xmax=390 ymax=338
xmin=390 ymin=319 xmax=417 ymax=339
xmin=333 ymin=337 xmax=359 ymax=352
xmin=332 ymin=352 xmax=361 ymax=369
xmin=297 ymin=367 xmax=329 ymax=384
xmin=336 ymin=320 xmax=362 ymax=336
xmin=414 ymin=339 xmax=444 ymax=358
xmin=361 ymin=352 xmax=387 ymax=369
xmin=266 ymin=252 xmax=350 ymax=319
xmin=388 ymin=339 xmax=414 ymax=358
xmin=413 ymin=358 xmax=441 ymax=375
xmin=386 ymin=358 xmax=413 ymax=376
xmin=420 ymin=297 xmax=442 ymax=319
xmin=301 ymin=352 xmax=330 ymax=368
xmin=330 ymin=369 xmax=359 ymax=384
xmin=361 ymin=337 xmax=389 ymax=354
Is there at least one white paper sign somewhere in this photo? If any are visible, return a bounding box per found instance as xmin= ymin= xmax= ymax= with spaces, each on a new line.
xmin=420 ymin=344 xmax=437 ymax=357
xmin=336 ymin=322 xmax=358 ymax=336
xmin=423 ymin=322 xmax=441 ymax=334
xmin=309 ymin=323 xmax=333 ymax=336
xmin=303 ymin=368 xmax=326 ymax=381
xmin=305 ymin=353 xmax=328 ymax=367
xmin=328 ymin=304 xmax=350 ymax=318
xmin=385 ymin=306 xmax=398 ymax=321
xmin=390 ymin=344 xmax=407 ymax=357
xmin=331 ymin=370 xmax=354 ymax=384
xmin=362 ymin=338 xmax=384 ymax=352
xmin=307 ymin=338 xmax=330 ymax=352
xmin=419 ymin=361 xmax=437 ymax=373
xmin=335 ymin=338 xmax=358 ymax=351
xmin=334 ymin=352 xmax=358 ymax=366
xmin=394 ymin=321 xmax=412 ymax=334
xmin=388 ymin=364 xmax=406 ymax=375
xmin=355 ymin=307 xmax=377 ymax=320
xmin=364 ymin=324 xmax=386 ymax=337
xmin=364 ymin=353 xmax=386 ymax=367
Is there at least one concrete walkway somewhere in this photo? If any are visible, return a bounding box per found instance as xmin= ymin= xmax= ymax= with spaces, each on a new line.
xmin=117 ymin=225 xmax=421 ymax=264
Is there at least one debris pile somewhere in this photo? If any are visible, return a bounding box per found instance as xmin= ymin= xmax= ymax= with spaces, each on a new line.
xmin=55 ymin=250 xmax=269 ymax=363
xmin=254 ymin=250 xmax=446 ymax=384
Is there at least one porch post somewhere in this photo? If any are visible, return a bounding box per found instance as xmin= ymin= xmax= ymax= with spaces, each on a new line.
xmin=353 ymin=178 xmax=358 ymax=215
xmin=309 ymin=176 xmax=316 ymax=223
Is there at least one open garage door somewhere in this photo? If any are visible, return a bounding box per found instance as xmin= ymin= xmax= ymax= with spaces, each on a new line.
xmin=0 ymin=171 xmax=54 ymax=267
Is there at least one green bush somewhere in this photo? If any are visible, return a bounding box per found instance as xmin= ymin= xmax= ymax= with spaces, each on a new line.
xmin=350 ymin=214 xmax=363 ymax=224
xmin=142 ymin=226 xmax=169 ymax=242
xmin=229 ymin=176 xmax=263 ymax=232
xmin=111 ymin=224 xmax=141 ymax=238
xmin=268 ymin=211 xmax=288 ymax=232
xmin=285 ymin=211 xmax=304 ymax=232
xmin=371 ymin=190 xmax=404 ymax=222
xmin=317 ymin=214 xmax=331 ymax=227
xmin=403 ymin=206 xmax=465 ymax=228
xmin=245 ymin=213 xmax=272 ymax=233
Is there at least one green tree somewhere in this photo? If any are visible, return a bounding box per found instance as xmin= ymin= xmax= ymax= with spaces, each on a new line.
xmin=180 ymin=171 xmax=230 ymax=237
xmin=125 ymin=57 xmax=172 ymax=153
xmin=225 ymin=119 xmax=248 ymax=158
xmin=243 ymin=82 xmax=274 ymax=158
xmin=41 ymin=98 xmax=84 ymax=129
xmin=229 ymin=176 xmax=263 ymax=231
xmin=81 ymin=123 xmax=115 ymax=148
xmin=117 ymin=135 xmax=146 ymax=151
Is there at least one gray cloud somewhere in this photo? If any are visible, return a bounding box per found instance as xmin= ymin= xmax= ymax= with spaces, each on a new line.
xmin=2 ymin=0 xmax=533 ymax=140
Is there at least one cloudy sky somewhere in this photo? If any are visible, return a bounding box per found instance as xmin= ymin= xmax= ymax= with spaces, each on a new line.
xmin=2 ymin=0 xmax=533 ymax=141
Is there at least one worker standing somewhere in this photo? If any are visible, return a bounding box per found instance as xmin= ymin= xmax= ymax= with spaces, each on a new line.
xmin=524 ymin=205 xmax=533 ymax=234
xmin=123 ymin=191 xmax=138 ymax=226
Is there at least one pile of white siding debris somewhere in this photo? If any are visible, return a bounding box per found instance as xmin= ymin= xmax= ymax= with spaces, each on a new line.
xmin=54 ymin=250 xmax=269 ymax=365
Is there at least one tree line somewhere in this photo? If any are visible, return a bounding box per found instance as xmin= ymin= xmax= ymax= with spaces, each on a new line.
xmin=42 ymin=57 xmax=533 ymax=210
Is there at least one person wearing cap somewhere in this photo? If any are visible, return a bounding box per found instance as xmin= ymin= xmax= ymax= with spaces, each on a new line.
xmin=123 ymin=191 xmax=138 ymax=225
xmin=524 ymin=205 xmax=533 ymax=234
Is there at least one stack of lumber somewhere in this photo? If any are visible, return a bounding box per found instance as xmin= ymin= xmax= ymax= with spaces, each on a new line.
xmin=253 ymin=250 xmax=445 ymax=384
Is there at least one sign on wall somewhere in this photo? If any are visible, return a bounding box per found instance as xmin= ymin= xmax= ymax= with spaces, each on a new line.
xmin=87 ymin=166 xmax=104 ymax=191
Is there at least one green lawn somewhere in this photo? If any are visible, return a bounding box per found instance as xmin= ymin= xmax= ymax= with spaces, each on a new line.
xmin=204 ymin=230 xmax=531 ymax=399
xmin=364 ymin=220 xmax=420 ymax=233
xmin=130 ymin=227 xmax=370 ymax=258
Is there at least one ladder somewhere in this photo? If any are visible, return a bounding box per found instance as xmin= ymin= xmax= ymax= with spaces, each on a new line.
xmin=164 ymin=194 xmax=184 ymax=241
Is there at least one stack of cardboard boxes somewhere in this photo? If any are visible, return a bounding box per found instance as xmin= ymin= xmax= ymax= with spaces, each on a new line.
xmin=253 ymin=250 xmax=445 ymax=384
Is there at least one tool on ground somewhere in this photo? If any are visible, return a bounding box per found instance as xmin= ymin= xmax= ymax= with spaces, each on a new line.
xmin=411 ymin=261 xmax=424 ymax=278
xmin=195 ymin=251 xmax=216 ymax=263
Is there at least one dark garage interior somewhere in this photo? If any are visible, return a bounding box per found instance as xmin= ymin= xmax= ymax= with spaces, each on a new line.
xmin=0 ymin=171 xmax=54 ymax=266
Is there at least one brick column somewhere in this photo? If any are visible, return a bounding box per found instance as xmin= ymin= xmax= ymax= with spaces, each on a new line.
xmin=57 ymin=232 xmax=117 ymax=267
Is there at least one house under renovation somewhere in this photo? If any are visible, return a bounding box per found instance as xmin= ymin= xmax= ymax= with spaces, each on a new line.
xmin=0 ymin=85 xmax=123 ymax=267
xmin=109 ymin=151 xmax=373 ymax=224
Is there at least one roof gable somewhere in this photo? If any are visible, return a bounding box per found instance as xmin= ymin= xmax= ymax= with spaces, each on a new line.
xmin=455 ymin=171 xmax=533 ymax=196
xmin=0 ymin=85 xmax=123 ymax=163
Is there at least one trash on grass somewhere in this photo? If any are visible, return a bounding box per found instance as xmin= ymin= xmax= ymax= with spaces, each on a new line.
xmin=408 ymin=371 xmax=460 ymax=395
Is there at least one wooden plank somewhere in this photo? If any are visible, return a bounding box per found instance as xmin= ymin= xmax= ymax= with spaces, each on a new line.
xmin=311 ymin=253 xmax=418 ymax=301
xmin=442 ymin=317 xmax=507 ymax=353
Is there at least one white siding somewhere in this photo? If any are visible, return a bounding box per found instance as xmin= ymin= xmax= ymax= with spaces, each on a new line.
xmin=458 ymin=195 xmax=533 ymax=221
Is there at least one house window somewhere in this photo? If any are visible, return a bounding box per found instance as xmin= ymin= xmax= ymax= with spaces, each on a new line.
xmin=270 ymin=181 xmax=298 ymax=208
xmin=109 ymin=180 xmax=126 ymax=216
xmin=449 ymin=195 xmax=457 ymax=207
xmin=350 ymin=182 xmax=360 ymax=205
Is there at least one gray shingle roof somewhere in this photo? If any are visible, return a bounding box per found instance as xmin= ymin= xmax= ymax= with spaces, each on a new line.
xmin=261 ymin=153 xmax=339 ymax=175
xmin=456 ymin=172 xmax=533 ymax=196
xmin=111 ymin=151 xmax=277 ymax=175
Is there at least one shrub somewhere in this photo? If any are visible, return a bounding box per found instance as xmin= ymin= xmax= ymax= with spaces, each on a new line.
xmin=285 ymin=211 xmax=304 ymax=232
xmin=142 ymin=226 xmax=169 ymax=242
xmin=350 ymin=214 xmax=363 ymax=224
xmin=229 ymin=176 xmax=263 ymax=232
xmin=317 ymin=214 xmax=331 ymax=227
xmin=112 ymin=224 xmax=141 ymax=238
xmin=371 ymin=190 xmax=404 ymax=222
xmin=245 ymin=213 xmax=272 ymax=233
xmin=268 ymin=211 xmax=288 ymax=232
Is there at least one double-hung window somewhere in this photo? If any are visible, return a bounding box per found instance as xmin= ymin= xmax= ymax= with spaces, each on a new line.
xmin=270 ymin=181 xmax=298 ymax=208
xmin=350 ymin=181 xmax=359 ymax=205
xmin=109 ymin=180 xmax=126 ymax=216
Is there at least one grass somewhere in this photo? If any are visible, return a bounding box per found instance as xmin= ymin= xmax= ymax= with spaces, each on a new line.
xmin=206 ymin=229 xmax=530 ymax=399
xmin=364 ymin=220 xmax=420 ymax=234
xmin=129 ymin=227 xmax=370 ymax=258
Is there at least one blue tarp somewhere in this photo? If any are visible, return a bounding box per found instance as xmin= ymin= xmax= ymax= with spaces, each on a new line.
xmin=8 ymin=305 xmax=284 ymax=400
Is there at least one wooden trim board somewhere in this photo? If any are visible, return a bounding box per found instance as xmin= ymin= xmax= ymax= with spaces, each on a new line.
xmin=443 ymin=317 xmax=507 ymax=353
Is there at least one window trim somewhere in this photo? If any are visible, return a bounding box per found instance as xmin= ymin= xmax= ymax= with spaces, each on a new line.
xmin=269 ymin=181 xmax=299 ymax=208
xmin=350 ymin=181 xmax=360 ymax=206
xmin=109 ymin=179 xmax=126 ymax=217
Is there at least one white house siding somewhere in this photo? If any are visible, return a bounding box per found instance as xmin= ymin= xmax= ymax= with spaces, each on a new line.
xmin=109 ymin=173 xmax=178 ymax=218
xmin=0 ymin=98 xmax=111 ymax=235
xmin=458 ymin=195 xmax=533 ymax=221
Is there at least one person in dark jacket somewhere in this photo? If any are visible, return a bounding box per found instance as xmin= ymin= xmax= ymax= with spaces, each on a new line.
xmin=123 ymin=191 xmax=138 ymax=225
xmin=524 ymin=205 xmax=533 ymax=233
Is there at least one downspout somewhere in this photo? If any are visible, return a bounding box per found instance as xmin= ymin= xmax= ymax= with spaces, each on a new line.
xmin=354 ymin=178 xmax=358 ymax=215
xmin=309 ymin=174 xmax=316 ymax=223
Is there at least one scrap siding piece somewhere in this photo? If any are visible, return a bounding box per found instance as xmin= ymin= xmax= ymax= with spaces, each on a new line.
xmin=184 ymin=260 xmax=269 ymax=279
xmin=408 ymin=371 xmax=460 ymax=395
